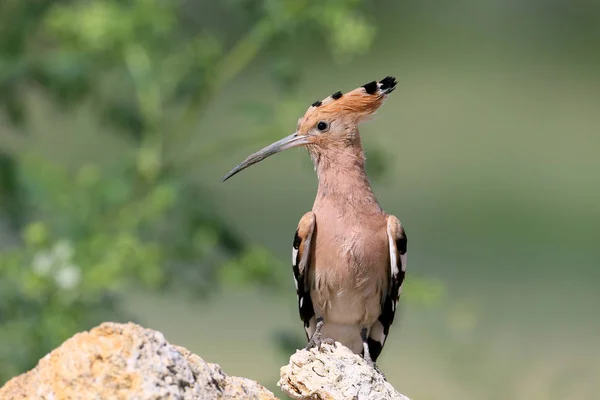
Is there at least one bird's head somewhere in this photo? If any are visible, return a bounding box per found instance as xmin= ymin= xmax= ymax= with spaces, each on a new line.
xmin=222 ymin=76 xmax=397 ymax=181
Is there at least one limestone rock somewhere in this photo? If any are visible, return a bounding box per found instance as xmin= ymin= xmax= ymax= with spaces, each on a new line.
xmin=278 ymin=342 xmax=411 ymax=400
xmin=0 ymin=322 xmax=411 ymax=400
xmin=0 ymin=322 xmax=276 ymax=400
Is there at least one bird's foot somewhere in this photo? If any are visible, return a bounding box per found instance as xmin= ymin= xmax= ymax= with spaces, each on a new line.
xmin=363 ymin=355 xmax=386 ymax=379
xmin=363 ymin=354 xmax=376 ymax=369
xmin=372 ymin=363 xmax=386 ymax=380
xmin=321 ymin=337 xmax=336 ymax=348
xmin=305 ymin=333 xmax=336 ymax=351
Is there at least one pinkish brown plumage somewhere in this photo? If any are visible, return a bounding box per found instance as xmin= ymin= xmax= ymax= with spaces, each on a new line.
xmin=223 ymin=77 xmax=407 ymax=368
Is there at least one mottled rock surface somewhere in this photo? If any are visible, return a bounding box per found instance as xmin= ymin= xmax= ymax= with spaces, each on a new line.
xmin=0 ymin=322 xmax=411 ymax=400
xmin=278 ymin=342 xmax=411 ymax=400
xmin=0 ymin=322 xmax=276 ymax=400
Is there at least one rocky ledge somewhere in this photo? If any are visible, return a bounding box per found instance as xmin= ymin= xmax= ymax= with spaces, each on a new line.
xmin=0 ymin=322 xmax=410 ymax=400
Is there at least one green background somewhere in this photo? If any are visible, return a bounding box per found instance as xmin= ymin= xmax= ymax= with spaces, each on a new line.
xmin=1 ymin=1 xmax=599 ymax=399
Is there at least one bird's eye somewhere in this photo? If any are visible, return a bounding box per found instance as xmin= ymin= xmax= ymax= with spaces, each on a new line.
xmin=317 ymin=121 xmax=329 ymax=131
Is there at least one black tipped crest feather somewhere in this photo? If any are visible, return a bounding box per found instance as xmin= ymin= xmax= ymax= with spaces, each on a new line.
xmin=311 ymin=100 xmax=322 ymax=107
xmin=379 ymin=76 xmax=397 ymax=93
xmin=362 ymin=81 xmax=378 ymax=95
xmin=331 ymin=91 xmax=343 ymax=100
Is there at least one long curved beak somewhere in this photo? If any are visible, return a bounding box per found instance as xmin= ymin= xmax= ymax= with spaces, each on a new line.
xmin=221 ymin=132 xmax=309 ymax=182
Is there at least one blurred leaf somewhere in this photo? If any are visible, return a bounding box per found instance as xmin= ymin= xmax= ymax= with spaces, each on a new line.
xmin=219 ymin=246 xmax=286 ymax=290
xmin=31 ymin=51 xmax=93 ymax=107
xmin=100 ymin=101 xmax=145 ymax=141
xmin=325 ymin=10 xmax=375 ymax=60
xmin=269 ymin=57 xmax=302 ymax=92
xmin=22 ymin=221 xmax=49 ymax=247
xmin=0 ymin=150 xmax=23 ymax=227
xmin=1 ymin=89 xmax=25 ymax=126
xmin=403 ymin=275 xmax=446 ymax=307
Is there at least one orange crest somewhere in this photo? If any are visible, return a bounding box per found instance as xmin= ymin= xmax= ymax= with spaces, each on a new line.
xmin=297 ymin=77 xmax=397 ymax=134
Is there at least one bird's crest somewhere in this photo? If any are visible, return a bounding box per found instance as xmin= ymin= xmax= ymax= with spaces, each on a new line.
xmin=298 ymin=76 xmax=397 ymax=132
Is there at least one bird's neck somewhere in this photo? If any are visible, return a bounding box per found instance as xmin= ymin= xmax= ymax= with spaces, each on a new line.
xmin=312 ymin=145 xmax=383 ymax=215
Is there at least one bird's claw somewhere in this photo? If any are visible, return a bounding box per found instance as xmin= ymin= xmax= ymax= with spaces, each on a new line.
xmin=369 ymin=362 xmax=386 ymax=380
xmin=363 ymin=354 xmax=386 ymax=379
xmin=363 ymin=355 xmax=376 ymax=369
xmin=305 ymin=333 xmax=336 ymax=351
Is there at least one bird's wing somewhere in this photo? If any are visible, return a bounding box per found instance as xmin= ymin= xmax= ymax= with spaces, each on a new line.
xmin=292 ymin=211 xmax=317 ymax=340
xmin=368 ymin=214 xmax=407 ymax=362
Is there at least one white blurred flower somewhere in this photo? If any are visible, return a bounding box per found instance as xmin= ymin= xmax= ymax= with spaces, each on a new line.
xmin=54 ymin=264 xmax=82 ymax=290
xmin=53 ymin=240 xmax=74 ymax=262
xmin=32 ymin=251 xmax=54 ymax=276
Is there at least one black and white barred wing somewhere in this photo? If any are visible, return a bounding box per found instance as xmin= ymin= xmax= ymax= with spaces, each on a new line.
xmin=292 ymin=211 xmax=317 ymax=340
xmin=368 ymin=214 xmax=407 ymax=362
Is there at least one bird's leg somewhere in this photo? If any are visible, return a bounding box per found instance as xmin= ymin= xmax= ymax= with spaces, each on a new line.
xmin=305 ymin=317 xmax=325 ymax=349
xmin=360 ymin=328 xmax=376 ymax=368
xmin=305 ymin=317 xmax=336 ymax=350
xmin=360 ymin=328 xmax=385 ymax=378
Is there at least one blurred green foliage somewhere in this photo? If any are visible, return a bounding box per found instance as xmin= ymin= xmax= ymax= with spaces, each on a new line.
xmin=0 ymin=0 xmax=439 ymax=383
xmin=0 ymin=0 xmax=381 ymax=382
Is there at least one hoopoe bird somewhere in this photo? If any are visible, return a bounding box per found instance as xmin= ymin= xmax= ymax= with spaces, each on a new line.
xmin=222 ymin=77 xmax=407 ymax=367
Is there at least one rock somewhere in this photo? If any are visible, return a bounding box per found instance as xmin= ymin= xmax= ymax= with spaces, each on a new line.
xmin=0 ymin=322 xmax=276 ymax=400
xmin=278 ymin=342 xmax=411 ymax=400
xmin=0 ymin=322 xmax=411 ymax=400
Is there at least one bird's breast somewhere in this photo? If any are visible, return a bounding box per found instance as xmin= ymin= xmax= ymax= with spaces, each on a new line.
xmin=309 ymin=214 xmax=389 ymax=326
